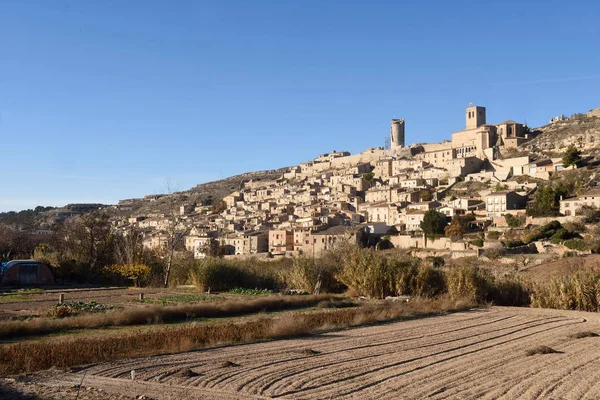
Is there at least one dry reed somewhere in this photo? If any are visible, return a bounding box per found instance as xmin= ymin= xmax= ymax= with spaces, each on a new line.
xmin=0 ymin=295 xmax=340 ymax=341
xmin=0 ymin=297 xmax=474 ymax=375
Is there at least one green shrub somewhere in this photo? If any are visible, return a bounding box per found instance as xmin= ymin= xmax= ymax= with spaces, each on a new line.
xmin=505 ymin=214 xmax=525 ymax=228
xmin=227 ymin=288 xmax=273 ymax=296
xmin=563 ymin=239 xmax=588 ymax=251
xmin=469 ymin=239 xmax=484 ymax=247
xmin=550 ymin=228 xmax=580 ymax=244
xmin=541 ymin=221 xmax=562 ymax=234
xmin=563 ymin=221 xmax=586 ymax=234
xmin=522 ymin=232 xmax=543 ymax=244
xmin=487 ymin=231 xmax=501 ymax=240
xmin=504 ymin=240 xmax=525 ymax=248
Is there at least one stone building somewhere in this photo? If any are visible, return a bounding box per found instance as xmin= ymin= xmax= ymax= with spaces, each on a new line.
xmin=268 ymin=230 xmax=294 ymax=254
xmin=484 ymin=191 xmax=528 ymax=218
xmin=560 ymin=189 xmax=600 ymax=216
xmin=390 ymin=119 xmax=405 ymax=149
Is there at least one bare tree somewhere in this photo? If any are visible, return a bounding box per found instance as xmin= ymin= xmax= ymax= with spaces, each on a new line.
xmin=57 ymin=211 xmax=115 ymax=274
xmin=115 ymin=225 xmax=145 ymax=265
xmin=162 ymin=181 xmax=192 ymax=288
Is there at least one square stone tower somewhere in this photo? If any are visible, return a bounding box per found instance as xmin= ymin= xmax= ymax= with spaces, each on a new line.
xmin=466 ymin=105 xmax=486 ymax=130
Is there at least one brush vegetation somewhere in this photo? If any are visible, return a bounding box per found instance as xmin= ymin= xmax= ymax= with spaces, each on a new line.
xmin=0 ymin=295 xmax=340 ymax=340
xmin=0 ymin=297 xmax=474 ymax=375
xmin=530 ymin=271 xmax=600 ymax=311
xmin=525 ymin=345 xmax=561 ymax=356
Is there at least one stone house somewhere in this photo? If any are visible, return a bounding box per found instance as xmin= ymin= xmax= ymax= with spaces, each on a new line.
xmin=220 ymin=231 xmax=268 ymax=255
xmin=406 ymin=201 xmax=442 ymax=212
xmin=373 ymin=159 xmax=393 ymax=178
xmin=268 ymin=230 xmax=294 ymax=254
xmin=560 ymin=189 xmax=600 ymax=216
xmin=484 ymin=191 xmax=528 ymax=218
xmin=404 ymin=210 xmax=427 ymax=232
xmin=308 ymin=225 xmax=361 ymax=257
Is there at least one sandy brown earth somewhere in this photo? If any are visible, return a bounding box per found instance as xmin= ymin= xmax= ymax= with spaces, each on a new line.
xmin=4 ymin=306 xmax=600 ymax=399
xmin=519 ymin=254 xmax=600 ymax=284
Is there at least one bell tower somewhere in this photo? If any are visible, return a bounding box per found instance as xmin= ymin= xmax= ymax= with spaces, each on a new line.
xmin=466 ymin=105 xmax=486 ymax=130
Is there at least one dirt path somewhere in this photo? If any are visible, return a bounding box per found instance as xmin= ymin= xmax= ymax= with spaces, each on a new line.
xmin=8 ymin=307 xmax=600 ymax=399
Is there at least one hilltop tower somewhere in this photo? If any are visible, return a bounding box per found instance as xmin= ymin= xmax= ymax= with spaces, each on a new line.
xmin=390 ymin=119 xmax=405 ymax=149
xmin=466 ymin=105 xmax=486 ymax=130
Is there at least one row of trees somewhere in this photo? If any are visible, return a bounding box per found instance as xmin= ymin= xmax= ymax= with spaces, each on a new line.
xmin=0 ymin=211 xmax=178 ymax=287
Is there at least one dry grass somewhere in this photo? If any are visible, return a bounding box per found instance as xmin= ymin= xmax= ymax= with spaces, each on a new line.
xmin=570 ymin=331 xmax=599 ymax=339
xmin=0 ymin=294 xmax=340 ymax=341
xmin=295 ymin=348 xmax=320 ymax=356
xmin=0 ymin=297 xmax=474 ymax=375
xmin=525 ymin=345 xmax=562 ymax=356
xmin=530 ymin=272 xmax=600 ymax=311
xmin=174 ymin=368 xmax=200 ymax=378
xmin=220 ymin=361 xmax=240 ymax=368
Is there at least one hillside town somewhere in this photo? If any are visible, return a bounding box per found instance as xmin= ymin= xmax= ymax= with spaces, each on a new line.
xmin=97 ymin=105 xmax=600 ymax=261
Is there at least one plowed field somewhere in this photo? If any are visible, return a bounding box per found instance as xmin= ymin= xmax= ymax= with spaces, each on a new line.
xmin=13 ymin=307 xmax=600 ymax=399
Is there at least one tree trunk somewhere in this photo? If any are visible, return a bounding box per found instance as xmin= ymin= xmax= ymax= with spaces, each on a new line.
xmin=163 ymin=244 xmax=174 ymax=288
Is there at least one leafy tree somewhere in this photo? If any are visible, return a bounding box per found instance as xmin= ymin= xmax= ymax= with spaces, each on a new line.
xmin=420 ymin=210 xmax=448 ymax=239
xmin=563 ymin=145 xmax=582 ymax=168
xmin=445 ymin=217 xmax=466 ymax=240
xmin=494 ymin=183 xmax=508 ymax=192
xmin=211 ymin=200 xmax=227 ymax=214
xmin=363 ymin=172 xmax=375 ymax=182
xmin=419 ymin=190 xmax=433 ymax=201
xmin=105 ymin=263 xmax=151 ymax=287
xmin=527 ymin=186 xmax=560 ymax=217
xmin=363 ymin=172 xmax=375 ymax=189
xmin=505 ymin=214 xmax=526 ymax=228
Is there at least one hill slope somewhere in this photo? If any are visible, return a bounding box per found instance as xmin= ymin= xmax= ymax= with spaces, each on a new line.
xmin=521 ymin=113 xmax=600 ymax=156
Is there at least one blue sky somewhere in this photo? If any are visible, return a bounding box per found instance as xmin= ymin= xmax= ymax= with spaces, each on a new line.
xmin=1 ymin=1 xmax=599 ymax=212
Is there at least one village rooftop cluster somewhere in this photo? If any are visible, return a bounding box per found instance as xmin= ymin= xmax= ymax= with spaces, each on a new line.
xmin=108 ymin=105 xmax=600 ymax=260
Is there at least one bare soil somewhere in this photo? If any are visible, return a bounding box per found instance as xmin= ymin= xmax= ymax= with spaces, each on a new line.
xmin=6 ymin=307 xmax=600 ymax=399
xmin=519 ymin=254 xmax=600 ymax=284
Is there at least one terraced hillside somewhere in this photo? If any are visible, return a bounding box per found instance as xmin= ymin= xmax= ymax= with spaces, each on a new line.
xmin=16 ymin=307 xmax=600 ymax=399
